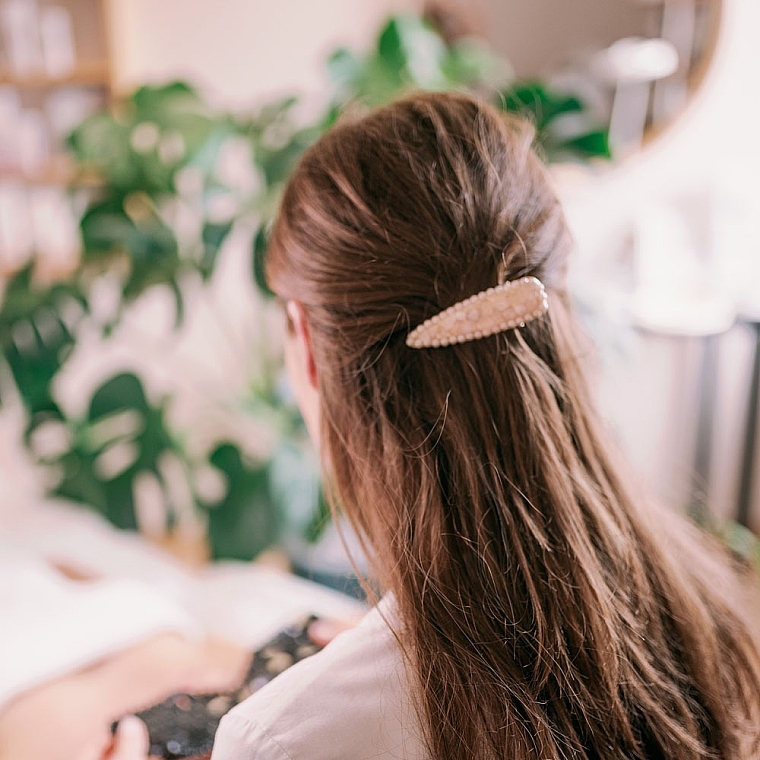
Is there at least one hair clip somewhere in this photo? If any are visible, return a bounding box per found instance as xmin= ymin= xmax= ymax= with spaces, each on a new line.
xmin=406 ymin=276 xmax=548 ymax=349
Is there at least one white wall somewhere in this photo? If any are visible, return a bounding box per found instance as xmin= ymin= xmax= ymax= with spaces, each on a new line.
xmin=108 ymin=0 xmax=418 ymax=108
xmin=554 ymin=0 xmax=760 ymax=524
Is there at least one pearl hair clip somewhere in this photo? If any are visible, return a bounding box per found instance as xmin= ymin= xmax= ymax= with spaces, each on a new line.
xmin=406 ymin=276 xmax=548 ymax=349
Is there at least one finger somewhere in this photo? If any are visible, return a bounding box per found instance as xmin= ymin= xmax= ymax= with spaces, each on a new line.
xmin=108 ymin=716 xmax=150 ymax=759
xmin=308 ymin=616 xmax=361 ymax=647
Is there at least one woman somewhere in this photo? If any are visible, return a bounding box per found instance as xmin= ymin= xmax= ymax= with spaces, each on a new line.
xmin=114 ymin=91 xmax=760 ymax=759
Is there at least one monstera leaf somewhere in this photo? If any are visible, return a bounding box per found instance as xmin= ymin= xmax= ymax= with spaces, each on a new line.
xmin=0 ymin=264 xmax=87 ymax=434
xmin=202 ymin=443 xmax=282 ymax=561
xmin=39 ymin=371 xmax=291 ymax=554
xmin=48 ymin=372 xmax=179 ymax=529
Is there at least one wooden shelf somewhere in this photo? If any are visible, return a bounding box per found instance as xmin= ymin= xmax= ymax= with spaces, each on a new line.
xmin=0 ymin=161 xmax=102 ymax=188
xmin=0 ymin=1 xmax=111 ymax=283
xmin=0 ymin=60 xmax=110 ymax=88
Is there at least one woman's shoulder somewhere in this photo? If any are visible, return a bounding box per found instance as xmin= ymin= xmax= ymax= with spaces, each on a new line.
xmin=211 ymin=596 xmax=428 ymax=760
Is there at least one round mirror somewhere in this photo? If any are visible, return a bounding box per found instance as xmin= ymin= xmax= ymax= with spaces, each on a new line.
xmin=428 ymin=0 xmax=723 ymax=158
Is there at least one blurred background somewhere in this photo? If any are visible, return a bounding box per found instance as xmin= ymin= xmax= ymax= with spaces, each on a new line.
xmin=1 ymin=0 xmax=759 ymax=580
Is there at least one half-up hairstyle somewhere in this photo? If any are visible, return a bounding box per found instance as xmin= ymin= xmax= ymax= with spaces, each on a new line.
xmin=267 ymin=91 xmax=760 ymax=760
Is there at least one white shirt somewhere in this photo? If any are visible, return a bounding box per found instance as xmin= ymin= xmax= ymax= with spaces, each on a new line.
xmin=211 ymin=597 xmax=429 ymax=760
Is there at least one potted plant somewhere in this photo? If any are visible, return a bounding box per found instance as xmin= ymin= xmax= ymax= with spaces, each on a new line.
xmin=0 ymin=14 xmax=611 ymax=574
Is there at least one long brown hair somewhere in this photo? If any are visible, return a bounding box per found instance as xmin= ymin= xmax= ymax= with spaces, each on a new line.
xmin=267 ymin=92 xmax=760 ymax=759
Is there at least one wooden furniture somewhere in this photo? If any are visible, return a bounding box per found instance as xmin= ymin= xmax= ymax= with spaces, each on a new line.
xmin=0 ymin=0 xmax=112 ymax=274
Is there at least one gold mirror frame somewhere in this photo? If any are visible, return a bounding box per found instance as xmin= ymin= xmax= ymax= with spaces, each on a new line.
xmin=427 ymin=0 xmax=725 ymax=159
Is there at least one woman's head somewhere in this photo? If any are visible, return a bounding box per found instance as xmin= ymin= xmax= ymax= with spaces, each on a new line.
xmin=268 ymin=91 xmax=571 ymax=314
xmin=267 ymin=92 xmax=760 ymax=759
xmin=268 ymin=92 xmax=578 ymax=555
xmin=268 ymin=90 xmax=571 ymax=340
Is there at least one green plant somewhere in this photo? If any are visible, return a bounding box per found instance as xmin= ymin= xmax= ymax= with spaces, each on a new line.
xmin=0 ymin=14 xmax=611 ymax=561
xmin=69 ymin=81 xmax=243 ymax=318
xmin=251 ymin=16 xmax=610 ymax=293
xmin=323 ymin=17 xmax=609 ymax=158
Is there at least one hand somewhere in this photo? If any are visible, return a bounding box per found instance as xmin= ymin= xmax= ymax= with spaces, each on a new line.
xmin=307 ymin=616 xmax=362 ymax=648
xmin=0 ymin=633 xmax=244 ymax=760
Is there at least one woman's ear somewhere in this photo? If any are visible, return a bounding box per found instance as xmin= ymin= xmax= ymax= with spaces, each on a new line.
xmin=286 ymin=300 xmax=318 ymax=390
xmin=284 ymin=300 xmax=321 ymax=450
